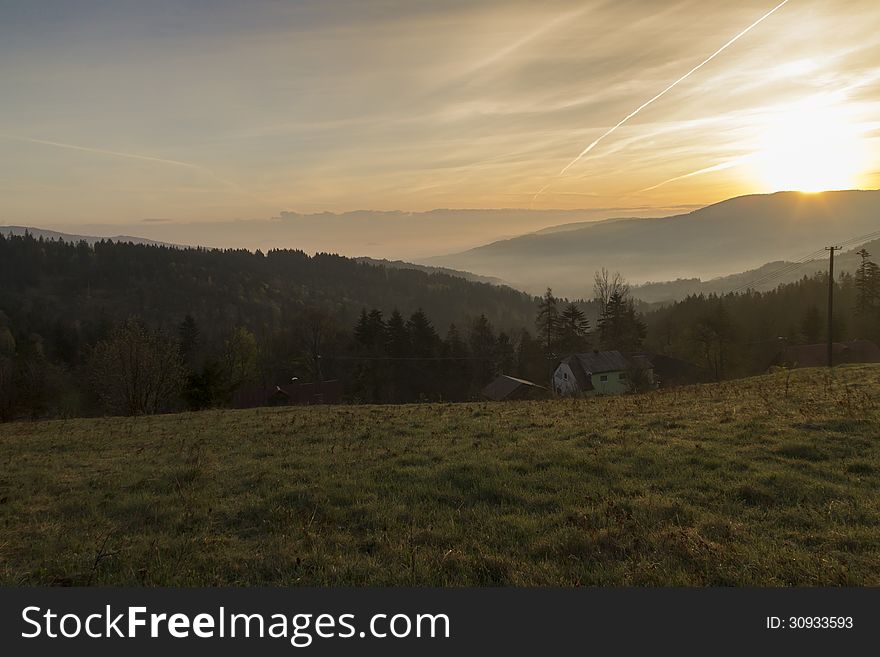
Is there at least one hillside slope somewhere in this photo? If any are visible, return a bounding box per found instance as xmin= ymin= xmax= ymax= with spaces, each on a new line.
xmin=632 ymin=238 xmax=880 ymax=303
xmin=0 ymin=233 xmax=538 ymax=357
xmin=2 ymin=365 xmax=878 ymax=586
xmin=427 ymin=190 xmax=880 ymax=297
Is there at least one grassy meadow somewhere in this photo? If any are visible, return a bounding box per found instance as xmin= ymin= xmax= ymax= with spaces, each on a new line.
xmin=1 ymin=365 xmax=879 ymax=586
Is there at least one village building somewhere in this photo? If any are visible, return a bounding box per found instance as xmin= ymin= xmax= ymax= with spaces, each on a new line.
xmin=482 ymin=375 xmax=549 ymax=402
xmin=553 ymin=350 xmax=654 ymax=397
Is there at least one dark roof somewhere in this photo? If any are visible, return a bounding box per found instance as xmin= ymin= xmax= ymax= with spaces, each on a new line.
xmin=560 ymin=355 xmax=592 ymax=390
xmin=574 ymin=350 xmax=642 ymax=374
xmin=482 ymin=375 xmax=547 ymax=401
xmin=777 ymin=340 xmax=880 ymax=368
xmin=559 ymin=351 xmax=655 ymax=392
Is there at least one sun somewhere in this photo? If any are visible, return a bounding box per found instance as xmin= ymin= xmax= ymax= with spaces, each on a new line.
xmin=752 ymin=98 xmax=867 ymax=193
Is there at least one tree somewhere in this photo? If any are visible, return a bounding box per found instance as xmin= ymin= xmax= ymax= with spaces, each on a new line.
xmin=494 ymin=331 xmax=517 ymax=376
xmin=855 ymin=249 xmax=879 ymax=314
xmin=597 ymin=292 xmax=646 ymax=351
xmin=406 ymin=309 xmax=441 ymax=401
xmin=593 ymin=268 xmax=629 ymax=313
xmin=469 ymin=314 xmax=497 ymax=387
xmin=444 ymin=324 xmax=467 ymax=359
xmin=535 ymin=288 xmax=560 ymax=357
xmin=385 ymin=309 xmax=410 ymax=357
xmin=468 ymin=314 xmax=496 ymax=357
xmin=183 ymin=361 xmax=227 ymax=410
xmin=178 ymin=314 xmax=200 ymax=366
xmin=354 ymin=308 xmax=386 ymax=353
xmin=89 ymin=318 xmax=186 ymax=415
xmin=800 ymin=305 xmax=822 ymax=344
xmin=692 ymin=302 xmax=735 ymax=381
xmin=558 ymin=302 xmax=590 ymax=354
xmin=380 ymin=309 xmax=411 ymax=403
xmin=221 ymin=326 xmax=260 ymax=390
xmin=442 ymin=324 xmax=471 ymax=401
xmin=407 ymin=309 xmax=439 ymax=357
xmin=300 ymin=307 xmax=338 ymax=382
xmin=515 ymin=329 xmax=546 ymax=384
xmin=350 ymin=308 xmax=386 ymax=404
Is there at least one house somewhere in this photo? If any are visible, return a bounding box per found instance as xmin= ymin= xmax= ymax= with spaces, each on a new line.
xmin=482 ymin=375 xmax=549 ymax=402
xmin=772 ymin=339 xmax=880 ymax=369
xmin=553 ymin=350 xmax=654 ymax=397
xmin=233 ymin=379 xmax=343 ymax=408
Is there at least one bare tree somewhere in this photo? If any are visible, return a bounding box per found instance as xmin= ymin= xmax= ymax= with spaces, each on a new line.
xmin=593 ymin=268 xmax=630 ymax=313
xmin=89 ymin=318 xmax=186 ymax=415
xmin=300 ymin=307 xmax=337 ymax=381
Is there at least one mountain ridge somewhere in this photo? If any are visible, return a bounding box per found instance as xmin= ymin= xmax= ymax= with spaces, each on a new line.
xmin=424 ymin=190 xmax=880 ymax=297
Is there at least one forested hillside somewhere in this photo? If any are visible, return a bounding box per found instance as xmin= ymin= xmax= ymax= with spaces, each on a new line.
xmin=0 ymin=234 xmax=538 ymax=418
xmin=2 ymin=232 xmax=880 ymax=421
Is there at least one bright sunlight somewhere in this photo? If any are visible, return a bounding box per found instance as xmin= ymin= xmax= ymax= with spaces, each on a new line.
xmin=753 ymin=97 xmax=868 ymax=193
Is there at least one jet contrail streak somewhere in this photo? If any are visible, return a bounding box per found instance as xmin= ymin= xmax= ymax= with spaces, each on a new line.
xmin=637 ymin=155 xmax=752 ymax=193
xmin=5 ymin=135 xmax=268 ymax=204
xmin=9 ymin=136 xmax=205 ymax=170
xmin=461 ymin=6 xmax=590 ymax=79
xmin=534 ymin=0 xmax=791 ymax=202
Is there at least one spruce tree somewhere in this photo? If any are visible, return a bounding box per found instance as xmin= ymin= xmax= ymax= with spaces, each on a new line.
xmin=535 ymin=288 xmax=560 ymax=357
xmin=558 ymin=302 xmax=591 ymax=353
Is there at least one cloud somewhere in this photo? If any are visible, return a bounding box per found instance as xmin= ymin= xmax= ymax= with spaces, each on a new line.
xmin=2 ymin=0 xmax=879 ymax=224
xmin=2 ymin=135 xmax=269 ymax=206
xmin=539 ymin=0 xmax=793 ymax=195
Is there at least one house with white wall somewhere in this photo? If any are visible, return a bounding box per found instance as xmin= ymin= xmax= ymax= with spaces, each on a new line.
xmin=553 ymin=350 xmax=653 ymax=396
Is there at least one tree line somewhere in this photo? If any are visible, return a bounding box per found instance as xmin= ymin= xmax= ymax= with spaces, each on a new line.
xmin=2 ymin=232 xmax=880 ymax=419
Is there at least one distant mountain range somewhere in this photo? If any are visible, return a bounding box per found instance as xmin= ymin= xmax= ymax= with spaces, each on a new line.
xmin=0 ymin=225 xmax=175 ymax=247
xmin=631 ymin=238 xmax=880 ymax=304
xmin=424 ymin=190 xmax=880 ymax=298
xmin=9 ymin=189 xmax=880 ymax=306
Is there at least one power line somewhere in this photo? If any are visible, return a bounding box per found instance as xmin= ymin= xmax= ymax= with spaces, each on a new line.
xmin=728 ymin=249 xmax=827 ymax=295
xmin=728 ymin=249 xmax=826 ymax=294
xmin=728 ymin=229 xmax=880 ymax=295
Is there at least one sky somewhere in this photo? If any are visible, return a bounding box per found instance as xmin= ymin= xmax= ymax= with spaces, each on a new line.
xmin=2 ymin=0 xmax=880 ymax=257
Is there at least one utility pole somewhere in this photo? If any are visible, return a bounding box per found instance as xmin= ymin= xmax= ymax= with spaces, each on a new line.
xmin=825 ymin=246 xmax=840 ymax=368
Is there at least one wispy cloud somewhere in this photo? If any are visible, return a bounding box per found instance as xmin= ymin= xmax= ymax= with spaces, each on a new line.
xmin=2 ymin=0 xmax=879 ymax=232
xmin=637 ymin=156 xmax=753 ymax=192
xmin=533 ymin=0 xmax=794 ymax=202
xmin=1 ymin=135 xmax=269 ymax=205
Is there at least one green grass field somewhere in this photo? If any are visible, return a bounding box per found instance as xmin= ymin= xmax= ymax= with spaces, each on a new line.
xmin=1 ymin=365 xmax=879 ymax=586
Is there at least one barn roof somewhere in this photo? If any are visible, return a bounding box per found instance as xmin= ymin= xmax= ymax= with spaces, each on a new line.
xmin=482 ymin=375 xmax=546 ymax=401
xmin=574 ymin=350 xmax=635 ymax=374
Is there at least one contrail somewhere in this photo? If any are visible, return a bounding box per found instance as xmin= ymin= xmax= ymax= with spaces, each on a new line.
xmin=460 ymin=6 xmax=591 ymax=79
xmin=3 ymin=135 xmax=267 ymax=203
xmin=559 ymin=0 xmax=790 ymax=175
xmin=8 ymin=136 xmax=206 ymax=170
xmin=534 ymin=0 xmax=792 ymax=201
xmin=637 ymin=155 xmax=753 ymax=193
